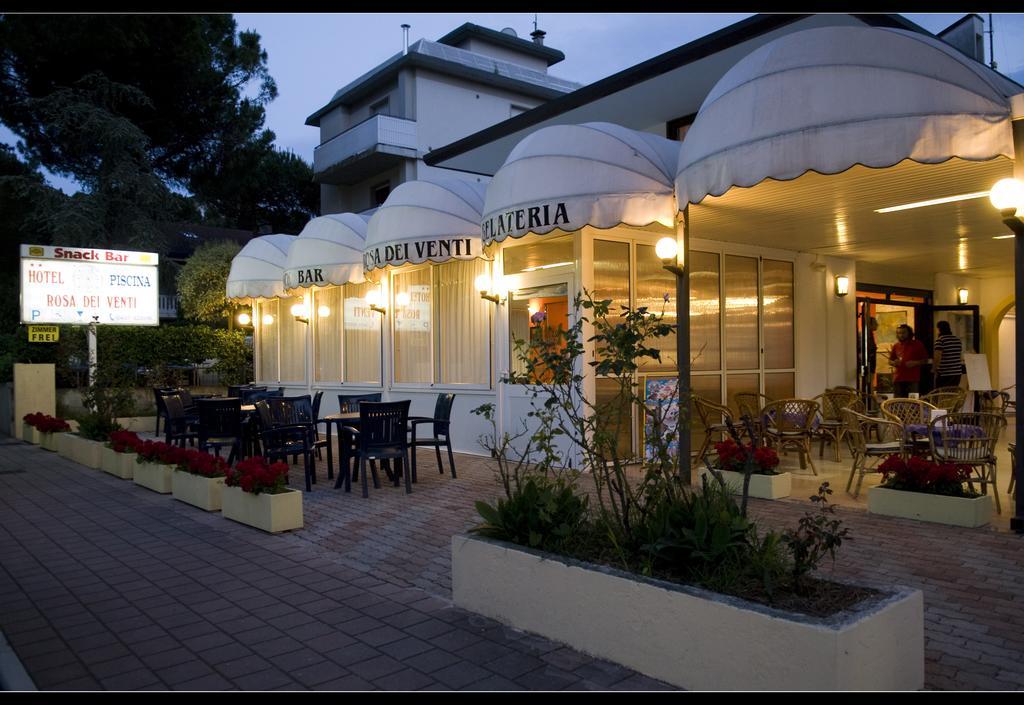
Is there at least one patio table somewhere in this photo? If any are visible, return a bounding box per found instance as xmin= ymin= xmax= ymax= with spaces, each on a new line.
xmin=324 ymin=411 xmax=360 ymax=485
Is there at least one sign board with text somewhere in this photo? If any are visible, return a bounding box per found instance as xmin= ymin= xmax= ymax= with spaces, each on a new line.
xmin=20 ymin=244 xmax=159 ymax=326
xmin=28 ymin=325 xmax=59 ymax=343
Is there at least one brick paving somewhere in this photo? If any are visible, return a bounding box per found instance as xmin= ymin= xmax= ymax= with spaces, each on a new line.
xmin=1 ymin=432 xmax=1023 ymax=690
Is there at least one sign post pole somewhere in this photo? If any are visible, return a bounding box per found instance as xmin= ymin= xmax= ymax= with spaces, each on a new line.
xmin=87 ymin=316 xmax=98 ymax=409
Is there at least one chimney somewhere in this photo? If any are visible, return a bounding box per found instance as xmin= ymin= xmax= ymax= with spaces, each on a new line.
xmin=401 ymin=24 xmax=410 ymax=55
xmin=530 ymin=28 xmax=545 ymax=46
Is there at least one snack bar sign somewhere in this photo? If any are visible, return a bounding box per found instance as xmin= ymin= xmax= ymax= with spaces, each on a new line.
xmin=20 ymin=244 xmax=160 ymax=326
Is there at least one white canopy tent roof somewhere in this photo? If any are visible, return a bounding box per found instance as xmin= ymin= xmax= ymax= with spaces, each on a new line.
xmin=364 ymin=178 xmax=487 ymax=271
xmin=283 ymin=213 xmax=369 ymax=291
xmin=675 ymin=26 xmax=1017 ymax=206
xmin=482 ymin=122 xmax=680 ymax=244
xmin=225 ymin=234 xmax=295 ymax=300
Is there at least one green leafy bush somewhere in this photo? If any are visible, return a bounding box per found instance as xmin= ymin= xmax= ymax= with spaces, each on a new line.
xmin=472 ymin=475 xmax=588 ymax=553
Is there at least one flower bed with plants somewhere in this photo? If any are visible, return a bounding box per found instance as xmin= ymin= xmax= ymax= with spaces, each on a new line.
xmin=221 ymin=456 xmax=302 ymax=533
xmin=701 ymin=438 xmax=790 ymax=499
xmin=131 ymin=439 xmax=191 ymax=491
xmin=171 ymin=448 xmax=229 ymax=512
xmin=867 ymin=456 xmax=991 ymax=527
xmin=454 ymin=292 xmax=923 ymax=691
xmin=100 ymin=430 xmax=141 ymax=479
xmin=23 ymin=412 xmax=70 ymax=450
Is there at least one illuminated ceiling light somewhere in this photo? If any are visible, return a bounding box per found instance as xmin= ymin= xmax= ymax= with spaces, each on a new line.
xmin=993 ymin=234 xmax=1015 ymax=240
xmin=521 ymin=261 xmax=573 ymax=272
xmin=957 ymin=241 xmax=968 ymax=271
xmin=874 ymin=191 xmax=990 ymax=214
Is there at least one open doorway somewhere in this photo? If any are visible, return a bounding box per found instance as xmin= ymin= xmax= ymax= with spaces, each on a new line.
xmin=857 ymin=284 xmax=932 ymax=400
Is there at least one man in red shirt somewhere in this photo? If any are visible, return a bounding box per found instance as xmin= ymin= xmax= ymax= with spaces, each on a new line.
xmin=888 ymin=324 xmax=929 ymax=397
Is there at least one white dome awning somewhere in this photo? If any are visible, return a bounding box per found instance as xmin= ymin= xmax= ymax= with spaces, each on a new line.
xmin=226 ymin=234 xmax=295 ymax=300
xmin=676 ymin=26 xmax=1015 ymax=206
xmin=364 ymin=178 xmax=487 ymax=271
xmin=482 ymin=122 xmax=680 ymax=244
xmin=283 ymin=213 xmax=369 ymax=290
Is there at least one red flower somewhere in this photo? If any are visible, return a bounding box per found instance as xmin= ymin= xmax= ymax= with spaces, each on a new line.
xmin=713 ymin=438 xmax=779 ymax=475
xmin=26 ymin=413 xmax=71 ymax=434
xmin=108 ymin=430 xmax=142 ymax=454
xmin=225 ymin=456 xmax=289 ymax=495
xmin=879 ymin=455 xmax=972 ymax=496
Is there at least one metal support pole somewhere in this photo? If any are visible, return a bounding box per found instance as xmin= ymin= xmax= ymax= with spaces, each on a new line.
xmin=663 ymin=209 xmax=692 ymax=484
xmin=87 ymin=316 xmax=98 ymax=411
xmin=1008 ymin=216 xmax=1024 ymax=533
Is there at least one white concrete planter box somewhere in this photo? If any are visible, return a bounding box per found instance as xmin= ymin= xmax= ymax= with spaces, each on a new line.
xmin=58 ymin=434 xmax=103 ymax=469
xmin=99 ymin=447 xmax=136 ymax=479
xmin=867 ymin=486 xmax=993 ymax=528
xmin=700 ymin=468 xmax=792 ymax=500
xmin=452 ymin=535 xmax=924 ymax=691
xmin=133 ymin=461 xmax=172 ymax=492
xmin=172 ymin=470 xmax=226 ymax=511
xmin=221 ymin=485 xmax=303 ymax=533
xmin=40 ymin=432 xmax=60 ymax=452
xmin=22 ymin=423 xmax=40 ymax=444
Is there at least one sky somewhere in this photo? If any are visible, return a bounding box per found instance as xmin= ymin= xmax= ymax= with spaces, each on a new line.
xmin=6 ymin=12 xmax=1024 ymax=195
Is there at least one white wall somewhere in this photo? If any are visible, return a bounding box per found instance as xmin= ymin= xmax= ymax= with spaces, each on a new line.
xmin=461 ymin=38 xmax=549 ymax=73
xmin=320 ymin=165 xmax=404 ymax=214
xmin=794 ymin=254 xmax=858 ymax=397
xmin=998 ymin=311 xmax=1016 ymax=399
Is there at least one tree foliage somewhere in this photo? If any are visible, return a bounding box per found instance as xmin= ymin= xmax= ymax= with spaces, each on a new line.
xmin=176 ymin=240 xmax=243 ymax=323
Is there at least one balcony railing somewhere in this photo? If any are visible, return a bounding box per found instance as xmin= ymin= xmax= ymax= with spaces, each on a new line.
xmin=313 ymin=114 xmax=418 ymax=181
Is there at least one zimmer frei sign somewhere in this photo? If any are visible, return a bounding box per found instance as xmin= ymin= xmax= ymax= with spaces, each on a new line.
xmin=20 ymin=244 xmax=160 ymax=326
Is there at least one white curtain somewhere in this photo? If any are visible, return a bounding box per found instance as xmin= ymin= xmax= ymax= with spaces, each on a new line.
xmin=313 ymin=287 xmax=342 ymax=382
xmin=437 ymin=259 xmax=490 ymax=385
xmin=279 ymin=294 xmax=306 ymax=382
xmin=344 ymin=281 xmax=381 ymax=384
xmin=256 ymin=299 xmax=279 ymax=381
xmin=393 ymin=268 xmax=433 ymax=384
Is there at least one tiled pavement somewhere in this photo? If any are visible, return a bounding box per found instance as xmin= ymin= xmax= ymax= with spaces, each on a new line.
xmin=2 ymin=432 xmax=1024 ymax=690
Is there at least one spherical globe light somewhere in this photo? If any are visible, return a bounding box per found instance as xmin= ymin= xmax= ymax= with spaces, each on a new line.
xmin=365 ymin=289 xmax=383 ymax=308
xmin=395 ymin=292 xmax=411 ymax=307
xmin=317 ymin=305 xmax=330 ymax=318
xmin=989 ymin=178 xmax=1024 ymax=211
xmin=474 ymin=272 xmax=492 ymax=293
xmin=655 ymin=237 xmax=678 ymax=260
xmin=236 ymin=312 xmax=251 ymax=326
xmin=261 ymin=314 xmax=274 ymax=326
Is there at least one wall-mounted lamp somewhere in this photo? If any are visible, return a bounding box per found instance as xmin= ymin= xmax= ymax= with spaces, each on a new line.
xmin=366 ymin=288 xmax=386 ymax=315
xmin=290 ymin=301 xmax=310 ymax=324
xmin=956 ymin=287 xmax=969 ymax=305
xmin=656 ymin=237 xmax=684 ymax=276
xmin=236 ymin=312 xmax=252 ymax=326
xmin=474 ymin=272 xmax=504 ymax=303
xmin=317 ymin=305 xmax=331 ymax=318
xmin=834 ymin=275 xmax=850 ymax=297
xmin=395 ymin=291 xmax=411 ymax=307
xmin=261 ymin=314 xmax=274 ymax=326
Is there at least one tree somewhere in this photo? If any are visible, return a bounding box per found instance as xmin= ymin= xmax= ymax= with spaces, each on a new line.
xmin=176 ymin=240 xmax=243 ymax=324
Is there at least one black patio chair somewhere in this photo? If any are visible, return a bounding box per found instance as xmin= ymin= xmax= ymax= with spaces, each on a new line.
xmin=153 ymin=386 xmax=177 ymax=435
xmin=409 ymin=393 xmax=457 ymax=483
xmin=254 ymin=400 xmax=317 ymax=492
xmin=343 ymin=400 xmax=412 ymax=497
xmin=197 ymin=397 xmax=243 ymax=465
xmin=311 ymin=391 xmax=328 ymax=462
xmin=164 ymin=394 xmax=199 ymax=447
xmin=333 ymin=394 xmax=384 ymax=486
xmin=337 ymin=393 xmax=382 ymax=413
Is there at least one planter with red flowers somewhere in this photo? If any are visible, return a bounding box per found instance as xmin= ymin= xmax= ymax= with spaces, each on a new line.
xmin=131 ymin=440 xmax=191 ymax=491
xmin=100 ymin=430 xmax=141 ymax=478
xmin=23 ymin=413 xmax=70 ymax=451
xmin=172 ymin=450 xmax=229 ymax=512
xmin=867 ymin=456 xmax=992 ymax=528
xmin=221 ymin=456 xmax=303 ymax=533
xmin=700 ymin=439 xmax=791 ymax=500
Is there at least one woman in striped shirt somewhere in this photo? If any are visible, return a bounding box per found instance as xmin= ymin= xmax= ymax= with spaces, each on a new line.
xmin=933 ymin=321 xmax=963 ymax=388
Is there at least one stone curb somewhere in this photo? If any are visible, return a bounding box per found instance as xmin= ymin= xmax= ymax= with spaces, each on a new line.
xmin=0 ymin=631 xmax=36 ymax=692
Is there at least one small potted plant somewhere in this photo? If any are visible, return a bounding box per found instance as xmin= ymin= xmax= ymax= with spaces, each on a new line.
xmin=23 ymin=413 xmax=70 ymax=450
xmin=100 ymin=430 xmax=141 ymax=478
xmin=132 ymin=440 xmax=190 ymax=491
xmin=221 ymin=456 xmax=302 ymax=533
xmin=703 ymin=437 xmax=790 ymax=499
xmin=172 ymin=449 xmax=229 ymax=512
xmin=867 ymin=456 xmax=990 ymax=527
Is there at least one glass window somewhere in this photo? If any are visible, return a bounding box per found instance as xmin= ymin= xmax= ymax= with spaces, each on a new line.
xmin=279 ymin=294 xmax=306 ymax=382
xmin=393 ymin=268 xmax=432 ymax=384
xmin=344 ymin=282 xmax=382 ymax=384
xmin=762 ymin=259 xmax=794 ymax=370
xmin=596 ymin=376 xmax=633 ymax=458
xmin=724 ymin=255 xmax=759 ymax=371
xmin=503 ymin=234 xmax=574 ymax=276
xmin=764 ymin=372 xmax=794 ymax=401
xmin=593 ymin=240 xmax=630 ymax=363
xmin=313 ymin=287 xmax=342 ymax=383
xmin=256 ymin=299 xmax=279 ymax=381
xmin=690 ymin=250 xmax=720 ymax=371
xmin=436 ymin=259 xmax=490 ymax=385
xmin=509 ymin=282 xmax=569 ymax=383
xmin=636 ymin=244 xmax=677 ymax=372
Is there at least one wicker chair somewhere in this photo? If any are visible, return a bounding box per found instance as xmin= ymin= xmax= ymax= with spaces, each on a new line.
xmin=841 ymin=408 xmax=904 ymax=498
xmin=880 ymin=398 xmax=937 ymax=427
xmin=979 ymin=390 xmax=1012 ymax=417
xmin=733 ymin=392 xmax=772 ymax=436
xmin=921 ymin=389 xmax=966 ymax=413
xmin=693 ymin=396 xmax=737 ymax=462
xmin=761 ymin=398 xmax=820 ymax=475
xmin=1009 ymin=442 xmax=1017 ymax=498
xmin=929 ymin=411 xmax=1006 ymax=514
xmin=813 ymin=389 xmax=858 ymax=461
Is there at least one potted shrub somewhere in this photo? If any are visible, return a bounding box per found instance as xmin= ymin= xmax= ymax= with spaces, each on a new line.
xmin=172 ymin=449 xmax=229 ymax=512
xmin=221 ymin=456 xmax=302 ymax=533
xmin=701 ymin=437 xmax=790 ymax=499
xmin=453 ymin=292 xmax=923 ymax=691
xmin=61 ymin=360 xmax=134 ymax=470
xmin=867 ymin=456 xmax=992 ymax=528
xmin=131 ymin=440 xmax=189 ymax=491
xmin=23 ymin=413 xmax=70 ymax=451
xmin=100 ymin=430 xmax=141 ymax=478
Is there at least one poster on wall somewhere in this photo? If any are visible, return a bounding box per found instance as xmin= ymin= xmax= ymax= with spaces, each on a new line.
xmin=343 ymin=297 xmax=377 ymax=331
xmin=395 ymin=284 xmax=431 ymax=332
xmin=644 ymin=377 xmax=679 ymax=461
xmin=20 ymin=244 xmax=159 ymax=326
